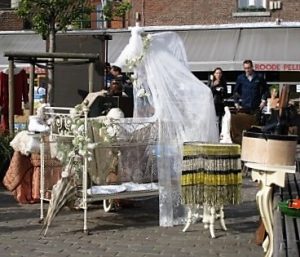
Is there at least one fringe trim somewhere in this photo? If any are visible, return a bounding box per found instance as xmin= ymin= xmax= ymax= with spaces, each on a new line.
xmin=181 ymin=143 xmax=242 ymax=205
xmin=181 ymin=172 xmax=242 ymax=186
xmin=181 ymin=184 xmax=241 ymax=206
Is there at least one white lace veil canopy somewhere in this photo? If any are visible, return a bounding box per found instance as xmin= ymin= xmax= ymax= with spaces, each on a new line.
xmin=114 ymin=26 xmax=218 ymax=226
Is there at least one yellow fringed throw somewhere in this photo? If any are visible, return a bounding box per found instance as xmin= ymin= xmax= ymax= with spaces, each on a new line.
xmin=181 ymin=143 xmax=242 ymax=206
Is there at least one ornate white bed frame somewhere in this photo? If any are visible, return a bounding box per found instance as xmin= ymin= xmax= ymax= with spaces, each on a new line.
xmin=39 ymin=103 xmax=159 ymax=233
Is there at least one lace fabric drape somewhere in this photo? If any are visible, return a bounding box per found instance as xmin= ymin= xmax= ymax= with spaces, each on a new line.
xmin=114 ymin=26 xmax=218 ymax=226
xmin=87 ymin=116 xmax=158 ymax=185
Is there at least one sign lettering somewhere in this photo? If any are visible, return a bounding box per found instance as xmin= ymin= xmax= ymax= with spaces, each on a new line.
xmin=255 ymin=63 xmax=300 ymax=71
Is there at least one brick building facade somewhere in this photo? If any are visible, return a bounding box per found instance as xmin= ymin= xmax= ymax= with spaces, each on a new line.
xmin=0 ymin=0 xmax=23 ymax=31
xmin=128 ymin=0 xmax=300 ymax=27
xmin=1 ymin=0 xmax=300 ymax=31
xmin=0 ymin=9 xmax=23 ymax=31
xmin=90 ymin=0 xmax=300 ymax=28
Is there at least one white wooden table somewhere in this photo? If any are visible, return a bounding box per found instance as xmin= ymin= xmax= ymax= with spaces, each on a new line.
xmin=245 ymin=162 xmax=296 ymax=257
xmin=181 ymin=142 xmax=241 ymax=238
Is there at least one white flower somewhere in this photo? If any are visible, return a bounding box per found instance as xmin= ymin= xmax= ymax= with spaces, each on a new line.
xmin=137 ymin=88 xmax=150 ymax=98
xmin=46 ymin=117 xmax=53 ymax=125
xmin=78 ymin=149 xmax=87 ymax=156
xmin=69 ymin=108 xmax=77 ymax=118
xmin=132 ymin=80 xmax=138 ymax=87
xmin=61 ymin=171 xmax=69 ymax=178
xmin=87 ymin=142 xmax=98 ymax=150
xmin=71 ymin=124 xmax=77 ymax=131
xmin=106 ymin=125 xmax=117 ymax=137
xmin=56 ymin=152 xmax=64 ymax=161
xmin=77 ymin=124 xmax=85 ymax=133
xmin=103 ymin=118 xmax=112 ymax=127
xmin=67 ymin=151 xmax=74 ymax=158
xmin=131 ymin=73 xmax=137 ymax=80
xmin=103 ymin=136 xmax=109 ymax=142
xmin=146 ymin=34 xmax=152 ymax=40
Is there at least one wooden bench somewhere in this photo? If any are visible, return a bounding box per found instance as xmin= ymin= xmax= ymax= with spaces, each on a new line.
xmin=273 ymin=171 xmax=300 ymax=257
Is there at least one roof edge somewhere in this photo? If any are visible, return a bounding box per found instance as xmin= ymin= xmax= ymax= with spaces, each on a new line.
xmin=80 ymin=21 xmax=300 ymax=34
xmin=2 ymin=22 xmax=300 ymax=35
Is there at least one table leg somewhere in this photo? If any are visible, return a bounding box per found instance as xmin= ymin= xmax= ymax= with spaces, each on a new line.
xmin=205 ymin=204 xmax=227 ymax=238
xmin=182 ymin=207 xmax=193 ymax=232
xmin=256 ymin=184 xmax=273 ymax=257
xmin=203 ymin=204 xmax=210 ymax=229
xmin=209 ymin=206 xmax=216 ymax=238
xmin=182 ymin=205 xmax=202 ymax=232
xmin=40 ymin=136 xmax=45 ymax=222
xmin=219 ymin=206 xmax=227 ymax=231
xmin=183 ymin=204 xmax=226 ymax=238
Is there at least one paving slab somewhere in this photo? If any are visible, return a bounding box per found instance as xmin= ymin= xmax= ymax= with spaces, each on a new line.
xmin=0 ymin=178 xmax=263 ymax=257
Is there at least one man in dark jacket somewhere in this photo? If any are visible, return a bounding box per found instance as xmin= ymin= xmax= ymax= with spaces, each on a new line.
xmin=110 ymin=65 xmax=133 ymax=98
xmin=231 ymin=60 xmax=269 ymax=144
xmin=234 ymin=59 xmax=269 ymax=113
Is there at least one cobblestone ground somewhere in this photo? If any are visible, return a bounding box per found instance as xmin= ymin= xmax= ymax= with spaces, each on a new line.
xmin=0 ymin=177 xmax=263 ymax=257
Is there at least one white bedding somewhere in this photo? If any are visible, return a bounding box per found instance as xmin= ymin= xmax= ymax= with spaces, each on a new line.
xmin=87 ymin=182 xmax=159 ymax=195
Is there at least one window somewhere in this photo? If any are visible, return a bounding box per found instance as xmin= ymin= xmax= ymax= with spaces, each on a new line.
xmin=96 ymin=4 xmax=105 ymax=29
xmin=0 ymin=0 xmax=11 ymax=9
xmin=234 ymin=0 xmax=270 ymax=16
xmin=238 ymin=0 xmax=267 ymax=10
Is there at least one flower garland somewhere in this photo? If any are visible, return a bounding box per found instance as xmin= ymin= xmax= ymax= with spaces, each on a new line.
xmin=70 ymin=104 xmax=92 ymax=160
xmin=55 ymin=103 xmax=118 ymax=178
xmin=125 ymin=34 xmax=152 ymax=98
xmin=124 ymin=34 xmax=152 ymax=70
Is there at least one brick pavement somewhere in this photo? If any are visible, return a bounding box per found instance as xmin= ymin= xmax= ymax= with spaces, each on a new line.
xmin=0 ymin=177 xmax=263 ymax=257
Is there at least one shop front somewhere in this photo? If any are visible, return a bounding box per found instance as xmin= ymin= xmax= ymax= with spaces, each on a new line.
xmin=107 ymin=24 xmax=300 ymax=100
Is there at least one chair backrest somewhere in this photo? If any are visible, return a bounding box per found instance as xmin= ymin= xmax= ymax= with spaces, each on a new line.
xmin=84 ymin=93 xmax=134 ymax=118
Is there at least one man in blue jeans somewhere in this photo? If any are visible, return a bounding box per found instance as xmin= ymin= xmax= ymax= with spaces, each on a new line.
xmin=231 ymin=60 xmax=269 ymax=144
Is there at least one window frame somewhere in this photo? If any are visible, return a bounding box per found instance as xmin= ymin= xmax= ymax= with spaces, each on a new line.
xmin=237 ymin=0 xmax=268 ymax=12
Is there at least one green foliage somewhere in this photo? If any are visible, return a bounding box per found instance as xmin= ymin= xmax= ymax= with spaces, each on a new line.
xmin=0 ymin=134 xmax=13 ymax=174
xmin=71 ymin=13 xmax=91 ymax=29
xmin=17 ymin=0 xmax=93 ymax=39
xmin=270 ymin=84 xmax=279 ymax=92
xmin=103 ymin=0 xmax=132 ymax=21
xmin=0 ymin=134 xmax=13 ymax=159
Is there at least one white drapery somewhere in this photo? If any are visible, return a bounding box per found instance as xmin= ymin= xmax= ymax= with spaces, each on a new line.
xmin=114 ymin=26 xmax=218 ymax=226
